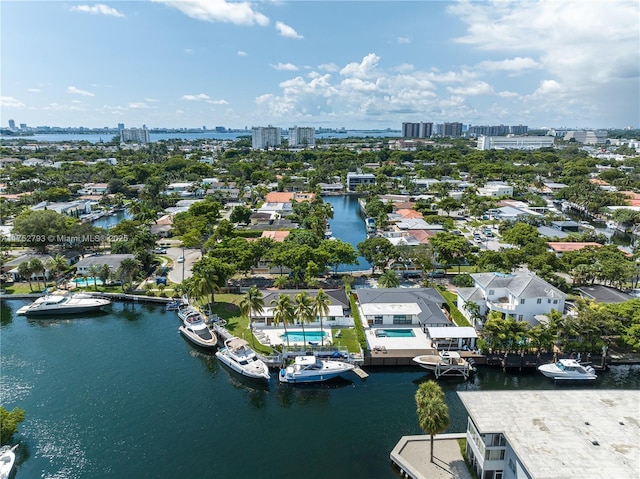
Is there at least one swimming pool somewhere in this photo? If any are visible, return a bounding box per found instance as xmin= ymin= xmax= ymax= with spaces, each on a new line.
xmin=375 ymin=329 xmax=416 ymax=338
xmin=281 ymin=331 xmax=327 ymax=343
xmin=72 ymin=277 xmax=104 ymax=287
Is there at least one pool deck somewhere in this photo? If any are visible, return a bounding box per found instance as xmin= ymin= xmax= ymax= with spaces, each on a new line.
xmin=366 ymin=327 xmax=432 ymax=351
xmin=256 ymin=327 xmax=333 ymax=347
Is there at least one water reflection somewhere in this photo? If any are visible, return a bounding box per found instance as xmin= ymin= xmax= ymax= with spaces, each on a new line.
xmin=0 ymin=301 xmax=13 ymax=325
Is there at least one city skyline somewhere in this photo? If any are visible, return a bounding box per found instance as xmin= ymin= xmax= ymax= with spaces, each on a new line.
xmin=1 ymin=0 xmax=638 ymax=130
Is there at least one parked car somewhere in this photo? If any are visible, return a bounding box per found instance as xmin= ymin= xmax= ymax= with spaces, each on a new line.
xmin=427 ymin=269 xmax=446 ymax=278
xmin=177 ymin=256 xmax=184 ymax=263
xmin=153 ymin=248 xmax=167 ymax=254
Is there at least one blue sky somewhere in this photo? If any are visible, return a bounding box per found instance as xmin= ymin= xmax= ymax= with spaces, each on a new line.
xmin=2 ymin=0 xmax=639 ymax=130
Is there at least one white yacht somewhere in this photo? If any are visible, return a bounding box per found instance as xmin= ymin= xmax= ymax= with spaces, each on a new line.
xmin=538 ymin=358 xmax=597 ymax=381
xmin=279 ymin=355 xmax=355 ymax=384
xmin=412 ymin=351 xmax=475 ymax=379
xmin=16 ymin=292 xmax=111 ymax=316
xmin=0 ymin=445 xmax=17 ymax=479
xmin=215 ymin=337 xmax=270 ymax=380
xmin=179 ymin=312 xmax=217 ymax=349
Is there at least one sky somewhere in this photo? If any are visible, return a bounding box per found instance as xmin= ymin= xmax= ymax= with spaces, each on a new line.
xmin=1 ymin=0 xmax=639 ymax=130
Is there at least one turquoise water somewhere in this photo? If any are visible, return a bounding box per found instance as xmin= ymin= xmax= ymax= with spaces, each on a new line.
xmin=323 ymin=195 xmax=368 ymax=271
xmin=379 ymin=329 xmax=416 ymax=338
xmin=72 ymin=277 xmax=103 ymax=287
xmin=281 ymin=330 xmax=327 ymax=342
xmin=1 ymin=299 xmax=639 ymax=479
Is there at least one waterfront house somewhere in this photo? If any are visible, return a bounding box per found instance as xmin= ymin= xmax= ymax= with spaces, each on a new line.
xmin=2 ymin=253 xmax=54 ymax=281
xmin=355 ymin=288 xmax=450 ymax=329
xmin=251 ymin=289 xmax=352 ymax=328
xmin=31 ymin=200 xmax=92 ymax=217
xmin=459 ymin=390 xmax=640 ymax=479
xmin=346 ymin=172 xmax=376 ymax=191
xmin=549 ymin=220 xmax=580 ymax=232
xmin=74 ymin=253 xmax=135 ymax=275
xmin=575 ymin=284 xmax=634 ymax=304
xmin=457 ymin=272 xmax=566 ymax=326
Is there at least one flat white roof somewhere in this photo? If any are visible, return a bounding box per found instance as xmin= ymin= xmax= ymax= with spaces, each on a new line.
xmin=458 ymin=390 xmax=640 ymax=479
xmin=427 ymin=326 xmax=478 ymax=339
xmin=361 ymin=303 xmax=421 ymax=316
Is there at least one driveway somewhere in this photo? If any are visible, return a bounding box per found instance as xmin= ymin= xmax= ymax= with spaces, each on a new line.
xmin=166 ymin=247 xmax=201 ymax=284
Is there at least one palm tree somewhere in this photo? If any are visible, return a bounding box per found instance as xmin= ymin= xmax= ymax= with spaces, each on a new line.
xmin=88 ymin=264 xmax=101 ymax=291
xmin=294 ymin=292 xmax=314 ymax=346
xmin=187 ymin=273 xmax=218 ymax=312
xmin=17 ymin=261 xmax=34 ymax=291
xmin=415 ymin=380 xmax=450 ymax=463
xmin=273 ymin=275 xmax=288 ymax=289
xmin=378 ymin=269 xmax=400 ymax=288
xmin=46 ymin=254 xmax=67 ymax=285
xmin=313 ymin=288 xmax=331 ymax=347
xmin=117 ymin=258 xmax=141 ymax=292
xmin=29 ymin=257 xmax=45 ymax=291
xmin=240 ymin=286 xmax=265 ymax=337
xmin=98 ymin=264 xmax=111 ymax=289
xmin=463 ymin=300 xmax=482 ymax=329
xmin=272 ymin=294 xmax=294 ymax=349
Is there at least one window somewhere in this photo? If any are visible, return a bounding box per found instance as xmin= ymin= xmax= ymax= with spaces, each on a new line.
xmin=508 ymin=459 xmax=516 ymax=474
xmin=393 ymin=315 xmax=411 ymax=325
xmin=518 ymin=315 xmax=523 ymax=321
xmin=485 ymin=449 xmax=505 ymax=461
xmin=553 ymin=299 xmax=558 ymax=304
xmin=537 ymin=298 xmax=542 ymax=304
xmin=374 ymin=316 xmax=383 ymax=325
xmin=548 ymin=299 xmax=551 ymax=303
xmin=489 ymin=289 xmax=494 ymax=295
xmin=520 ymin=299 xmax=525 ymax=304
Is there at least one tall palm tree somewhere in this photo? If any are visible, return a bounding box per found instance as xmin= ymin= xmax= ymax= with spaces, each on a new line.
xmin=29 ymin=257 xmax=45 ymax=291
xmin=378 ymin=269 xmax=400 ymax=288
xmin=98 ymin=264 xmax=111 ymax=289
xmin=88 ymin=264 xmax=101 ymax=291
xmin=272 ymin=294 xmax=294 ymax=349
xmin=17 ymin=261 xmax=34 ymax=291
xmin=294 ymin=292 xmax=314 ymax=346
xmin=188 ymin=274 xmax=218 ymax=312
xmin=46 ymin=254 xmax=67 ymax=285
xmin=313 ymin=288 xmax=331 ymax=346
xmin=117 ymin=258 xmax=141 ymax=292
xmin=415 ymin=380 xmax=450 ymax=463
xmin=240 ymin=286 xmax=265 ymax=334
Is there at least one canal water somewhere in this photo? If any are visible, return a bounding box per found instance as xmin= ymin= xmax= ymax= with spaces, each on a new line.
xmin=1 ymin=300 xmax=639 ymax=479
xmin=323 ymin=195 xmax=369 ymax=272
xmin=91 ymin=210 xmax=131 ymax=230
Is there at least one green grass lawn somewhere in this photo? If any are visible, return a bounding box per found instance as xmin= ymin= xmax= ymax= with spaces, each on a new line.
xmin=438 ymin=288 xmax=472 ymax=327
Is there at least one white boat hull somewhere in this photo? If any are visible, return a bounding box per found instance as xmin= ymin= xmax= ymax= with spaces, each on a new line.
xmin=216 ymin=349 xmax=270 ymax=380
xmin=179 ymin=325 xmax=217 ymax=349
xmin=538 ymin=359 xmax=597 ymax=381
xmin=0 ymin=445 xmax=17 ymax=479
xmin=279 ymin=360 xmax=354 ymax=384
xmin=16 ymin=294 xmax=111 ymax=316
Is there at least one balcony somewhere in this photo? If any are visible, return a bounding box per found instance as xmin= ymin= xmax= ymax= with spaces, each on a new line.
xmin=487 ymin=297 xmax=517 ymax=313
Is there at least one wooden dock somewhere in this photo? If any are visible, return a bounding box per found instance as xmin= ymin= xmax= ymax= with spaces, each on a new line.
xmin=352 ymin=367 xmax=369 ymax=379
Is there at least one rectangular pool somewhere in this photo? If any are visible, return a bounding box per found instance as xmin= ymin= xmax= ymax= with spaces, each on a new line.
xmin=375 ymin=329 xmax=416 ymax=338
xmin=281 ymin=331 xmax=327 ymax=342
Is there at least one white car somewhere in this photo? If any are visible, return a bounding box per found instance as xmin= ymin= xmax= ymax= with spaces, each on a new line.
xmin=177 ymin=256 xmax=184 ymax=263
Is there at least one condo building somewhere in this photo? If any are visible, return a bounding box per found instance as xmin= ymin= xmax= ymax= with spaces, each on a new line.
xmin=252 ymin=125 xmax=281 ymax=149
xmin=288 ymin=126 xmax=315 ymax=147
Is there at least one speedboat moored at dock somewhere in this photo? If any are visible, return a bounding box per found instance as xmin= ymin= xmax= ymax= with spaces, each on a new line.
xmin=538 ymin=358 xmax=597 ymax=381
xmin=16 ymin=292 xmax=111 ymax=316
xmin=279 ymin=355 xmax=355 ymax=383
xmin=215 ymin=337 xmax=270 ymax=380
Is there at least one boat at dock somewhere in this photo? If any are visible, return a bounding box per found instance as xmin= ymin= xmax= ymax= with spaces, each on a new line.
xmin=0 ymin=444 xmax=17 ymax=479
xmin=16 ymin=292 xmax=111 ymax=316
xmin=412 ymin=351 xmax=475 ymax=379
xmin=538 ymin=358 xmax=597 ymax=381
xmin=216 ymin=337 xmax=270 ymax=380
xmin=179 ymin=312 xmax=217 ymax=349
xmin=279 ymin=355 xmax=355 ymax=383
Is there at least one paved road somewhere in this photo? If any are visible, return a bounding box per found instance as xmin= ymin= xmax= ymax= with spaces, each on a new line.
xmin=165 ymin=247 xmax=201 ymax=284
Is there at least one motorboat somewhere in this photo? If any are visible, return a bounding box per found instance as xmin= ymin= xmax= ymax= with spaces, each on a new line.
xmin=0 ymin=444 xmax=17 ymax=479
xmin=215 ymin=337 xmax=270 ymax=380
xmin=16 ymin=292 xmax=111 ymax=316
xmin=179 ymin=312 xmax=217 ymax=349
xmin=166 ymin=298 xmax=185 ymax=311
xmin=538 ymin=358 xmax=597 ymax=381
xmin=279 ymin=355 xmax=355 ymax=383
xmin=412 ymin=351 xmax=475 ymax=379
xmin=177 ymin=304 xmax=199 ymax=321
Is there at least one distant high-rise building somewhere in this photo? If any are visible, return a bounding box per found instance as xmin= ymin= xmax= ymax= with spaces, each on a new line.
xmin=509 ymin=124 xmax=528 ymax=135
xmin=563 ymin=130 xmax=607 ymax=145
xmin=8 ymin=119 xmax=15 ymax=130
xmin=477 ymin=135 xmax=554 ymax=150
xmin=252 ymin=126 xmax=281 ymax=149
xmin=117 ymin=123 xmax=125 ymax=131
xmin=120 ymin=126 xmax=150 ymax=144
xmin=402 ymin=122 xmax=432 ymax=138
xmin=442 ymin=122 xmax=463 ymax=137
xmin=288 ymin=126 xmax=315 ymax=147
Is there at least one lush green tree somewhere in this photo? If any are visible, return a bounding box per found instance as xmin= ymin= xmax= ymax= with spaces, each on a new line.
xmin=88 ymin=264 xmax=101 ymax=290
xmin=190 ymin=256 xmax=234 ymax=308
xmin=294 ymin=292 xmax=314 ymax=345
xmin=46 ymin=254 xmax=68 ymax=284
xmin=98 ymin=263 xmax=112 ymax=287
xmin=117 ymin=257 xmax=142 ymax=292
xmin=357 ymin=237 xmax=396 ymax=273
xmin=17 ymin=261 xmax=34 ymax=291
xmin=378 ymin=269 xmax=400 ymax=288
xmin=0 ymin=406 xmax=25 ymax=445
xmin=240 ymin=286 xmax=264 ymax=334
xmin=415 ymin=381 xmax=450 ymax=463
xmin=12 ymin=209 xmax=69 ymax=252
xmin=229 ymin=205 xmax=252 ymax=224
xmin=319 ymin=239 xmax=357 ymax=274
xmin=429 ymin=232 xmax=469 ymax=272
xmin=272 ymin=294 xmax=295 ymax=348
xmin=29 ymin=257 xmax=45 ymax=291
xmin=314 ymin=288 xmax=331 ymax=346
xmin=501 ymin=223 xmax=541 ymax=247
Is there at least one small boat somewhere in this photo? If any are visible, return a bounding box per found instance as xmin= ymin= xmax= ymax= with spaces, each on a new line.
xmin=279 ymin=355 xmax=355 ymax=383
xmin=166 ymin=299 xmax=184 ymax=311
xmin=16 ymin=292 xmax=111 ymax=316
xmin=538 ymin=358 xmax=597 ymax=381
xmin=179 ymin=312 xmax=217 ymax=349
xmin=0 ymin=444 xmax=17 ymax=479
xmin=578 ymin=220 xmax=595 ymax=231
xmin=412 ymin=351 xmax=474 ymax=379
xmin=177 ymin=304 xmax=199 ymax=321
xmin=216 ymin=337 xmax=270 ymax=380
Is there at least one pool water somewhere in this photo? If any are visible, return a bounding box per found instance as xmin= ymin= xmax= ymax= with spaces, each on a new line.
xmin=72 ymin=277 xmax=104 ymax=287
xmin=376 ymin=329 xmax=416 ymax=338
xmin=281 ymin=331 xmax=327 ymax=342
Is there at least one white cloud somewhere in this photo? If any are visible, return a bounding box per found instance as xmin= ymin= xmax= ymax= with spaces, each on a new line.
xmin=340 ymin=53 xmax=380 ymax=79
xmin=184 ymin=48 xmax=194 ymax=54
xmin=318 ymin=63 xmax=339 ymax=73
xmin=128 ymin=102 xmax=150 ymax=109
xmin=182 ymin=93 xmax=211 ymax=101
xmin=477 ymin=57 xmax=541 ymax=73
xmin=396 ymin=36 xmax=411 ymax=44
xmin=44 ymin=102 xmax=84 ymax=112
xmin=27 ymin=88 xmax=41 ymax=93
xmin=67 ymin=86 xmax=95 ymax=97
xmin=447 ymin=81 xmax=494 ymax=96
xmin=70 ymin=4 xmax=125 ymax=18
xmin=394 ymin=63 xmax=414 ymax=73
xmin=270 ymin=63 xmax=298 ymax=71
xmin=237 ymin=50 xmax=248 ymax=57
xmin=208 ymin=99 xmax=229 ymax=105
xmin=145 ymin=98 xmax=159 ymax=103
xmin=0 ymin=96 xmax=25 ymax=108
xmin=275 ymin=21 xmax=303 ymax=39
xmin=153 ymin=0 xmax=269 ymax=26
xmin=498 ymin=91 xmax=519 ymax=98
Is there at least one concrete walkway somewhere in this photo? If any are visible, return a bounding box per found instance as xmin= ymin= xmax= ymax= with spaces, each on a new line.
xmin=390 ymin=434 xmax=473 ymax=479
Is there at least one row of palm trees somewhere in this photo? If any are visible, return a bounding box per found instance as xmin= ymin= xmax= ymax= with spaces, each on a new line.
xmin=239 ymin=286 xmax=332 ymax=348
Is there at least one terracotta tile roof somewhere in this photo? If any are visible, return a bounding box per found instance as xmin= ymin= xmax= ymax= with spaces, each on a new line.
xmin=547 ymin=242 xmax=602 ymax=252
xmin=260 ymin=230 xmax=290 ymax=242
xmin=397 ymin=208 xmax=423 ymax=219
xmin=264 ymin=191 xmax=315 ymax=203
xmin=408 ymin=229 xmax=435 ymax=244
